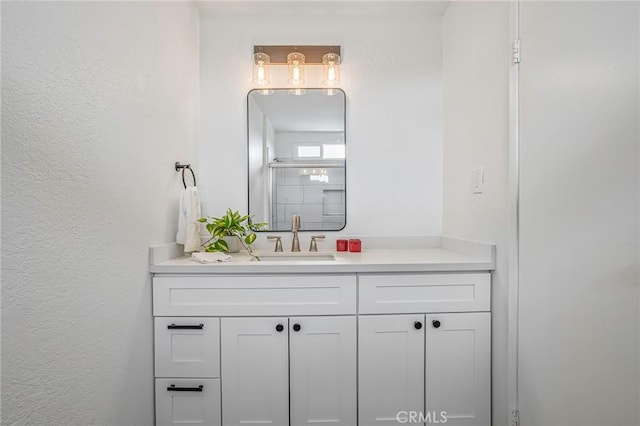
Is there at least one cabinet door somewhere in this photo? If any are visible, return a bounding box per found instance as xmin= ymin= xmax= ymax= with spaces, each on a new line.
xmin=425 ymin=313 xmax=491 ymax=426
xmin=221 ymin=317 xmax=289 ymax=426
xmin=359 ymin=315 xmax=425 ymax=425
xmin=155 ymin=378 xmax=221 ymax=426
xmin=290 ymin=316 xmax=357 ymax=426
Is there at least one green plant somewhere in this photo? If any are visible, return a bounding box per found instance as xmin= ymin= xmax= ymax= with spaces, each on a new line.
xmin=198 ymin=209 xmax=267 ymax=260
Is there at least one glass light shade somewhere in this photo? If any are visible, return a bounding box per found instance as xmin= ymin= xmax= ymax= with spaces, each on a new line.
xmin=322 ymin=52 xmax=341 ymax=86
xmin=253 ymin=52 xmax=271 ymax=87
xmin=287 ymin=52 xmax=306 ymax=86
xmin=288 ymin=88 xmax=306 ymax=96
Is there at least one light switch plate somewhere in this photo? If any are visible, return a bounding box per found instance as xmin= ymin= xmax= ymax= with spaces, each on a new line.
xmin=473 ymin=167 xmax=485 ymax=194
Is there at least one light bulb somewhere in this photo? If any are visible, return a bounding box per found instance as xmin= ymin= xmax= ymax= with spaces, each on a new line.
xmin=327 ymin=66 xmax=336 ymax=81
xmin=253 ymin=52 xmax=271 ymax=87
xmin=287 ymin=52 xmax=306 ymax=86
xmin=292 ymin=63 xmax=300 ymax=82
xmin=322 ymin=52 xmax=341 ymax=86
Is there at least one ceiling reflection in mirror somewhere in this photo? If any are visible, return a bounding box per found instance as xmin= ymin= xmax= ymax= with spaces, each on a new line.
xmin=248 ymin=88 xmax=346 ymax=232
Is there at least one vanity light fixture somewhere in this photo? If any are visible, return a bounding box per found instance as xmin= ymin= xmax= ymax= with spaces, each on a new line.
xmin=252 ymin=52 xmax=271 ymax=88
xmin=322 ymin=51 xmax=341 ymax=96
xmin=252 ymin=45 xmax=342 ymax=92
xmin=322 ymin=52 xmax=340 ymax=86
xmin=287 ymin=51 xmax=306 ymax=86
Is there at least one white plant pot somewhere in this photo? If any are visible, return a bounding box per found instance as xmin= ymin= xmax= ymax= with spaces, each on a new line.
xmin=224 ymin=236 xmax=242 ymax=253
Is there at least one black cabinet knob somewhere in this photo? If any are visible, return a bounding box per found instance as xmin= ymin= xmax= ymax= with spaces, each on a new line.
xmin=293 ymin=323 xmax=301 ymax=332
xmin=432 ymin=320 xmax=441 ymax=329
xmin=276 ymin=324 xmax=284 ymax=332
xmin=414 ymin=321 xmax=423 ymax=330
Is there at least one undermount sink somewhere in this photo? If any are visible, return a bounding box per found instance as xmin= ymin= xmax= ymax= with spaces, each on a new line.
xmin=254 ymin=252 xmax=336 ymax=262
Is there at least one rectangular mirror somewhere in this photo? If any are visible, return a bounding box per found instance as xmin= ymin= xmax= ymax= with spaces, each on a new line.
xmin=248 ymin=88 xmax=346 ymax=232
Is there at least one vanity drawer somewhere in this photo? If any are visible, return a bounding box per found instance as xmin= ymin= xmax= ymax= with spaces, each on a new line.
xmin=155 ymin=317 xmax=220 ymax=378
xmin=155 ymin=378 xmax=221 ymax=426
xmin=358 ymin=273 xmax=490 ymax=314
xmin=153 ymin=274 xmax=357 ymax=316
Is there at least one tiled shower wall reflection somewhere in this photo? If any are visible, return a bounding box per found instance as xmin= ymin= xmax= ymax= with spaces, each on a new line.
xmin=273 ymin=167 xmax=346 ymax=231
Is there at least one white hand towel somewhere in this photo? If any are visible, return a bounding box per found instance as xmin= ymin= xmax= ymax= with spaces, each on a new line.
xmin=176 ymin=186 xmax=201 ymax=253
xmin=191 ymin=252 xmax=232 ymax=264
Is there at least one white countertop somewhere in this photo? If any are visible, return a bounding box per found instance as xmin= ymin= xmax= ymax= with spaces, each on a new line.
xmin=150 ymin=244 xmax=495 ymax=275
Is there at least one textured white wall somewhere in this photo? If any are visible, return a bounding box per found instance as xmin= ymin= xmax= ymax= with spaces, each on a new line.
xmin=441 ymin=3 xmax=511 ymax=426
xmin=1 ymin=2 xmax=199 ymax=424
xmin=518 ymin=3 xmax=639 ymax=425
xmin=198 ymin=9 xmax=443 ymax=236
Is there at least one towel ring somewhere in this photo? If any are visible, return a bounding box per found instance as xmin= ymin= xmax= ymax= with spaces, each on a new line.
xmin=175 ymin=162 xmax=196 ymax=189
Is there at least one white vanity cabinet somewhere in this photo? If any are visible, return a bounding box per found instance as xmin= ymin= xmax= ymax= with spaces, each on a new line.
xmin=359 ymin=313 xmax=490 ymax=426
xmin=154 ymin=317 xmax=220 ymax=378
xmin=358 ymin=273 xmax=491 ymax=426
xmin=220 ymin=317 xmax=289 ymax=425
xmin=358 ymin=314 xmax=425 ymax=425
xmin=151 ymin=267 xmax=491 ymax=426
xmin=221 ymin=316 xmax=357 ymax=426
xmin=289 ymin=316 xmax=357 ymax=426
xmin=154 ymin=317 xmax=222 ymax=426
xmin=155 ymin=378 xmax=221 ymax=426
xmin=153 ymin=274 xmax=357 ymax=426
xmin=424 ymin=312 xmax=491 ymax=426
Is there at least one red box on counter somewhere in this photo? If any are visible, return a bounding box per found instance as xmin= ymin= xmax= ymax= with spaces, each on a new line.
xmin=336 ymin=239 xmax=348 ymax=251
xmin=348 ymin=239 xmax=361 ymax=252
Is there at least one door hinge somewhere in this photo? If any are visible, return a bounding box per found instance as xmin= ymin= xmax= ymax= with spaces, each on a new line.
xmin=511 ymin=410 xmax=520 ymax=426
xmin=513 ymin=39 xmax=521 ymax=64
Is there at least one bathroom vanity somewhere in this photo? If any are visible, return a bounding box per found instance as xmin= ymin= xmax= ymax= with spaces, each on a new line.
xmin=150 ymin=238 xmax=494 ymax=426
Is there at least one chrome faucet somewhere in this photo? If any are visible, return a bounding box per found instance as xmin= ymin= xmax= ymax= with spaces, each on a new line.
xmin=267 ymin=235 xmax=283 ymax=252
xmin=291 ymin=215 xmax=301 ymax=252
xmin=309 ymin=235 xmax=325 ymax=252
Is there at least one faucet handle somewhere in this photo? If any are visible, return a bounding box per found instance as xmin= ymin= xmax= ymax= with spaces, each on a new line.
xmin=267 ymin=235 xmax=283 ymax=252
xmin=309 ymin=235 xmax=326 ymax=252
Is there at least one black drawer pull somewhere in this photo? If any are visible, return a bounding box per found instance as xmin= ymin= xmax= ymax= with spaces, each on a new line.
xmin=293 ymin=323 xmax=301 ymax=332
xmin=168 ymin=324 xmax=204 ymax=330
xmin=167 ymin=385 xmax=204 ymax=392
xmin=276 ymin=324 xmax=284 ymax=332
xmin=414 ymin=321 xmax=423 ymax=330
xmin=432 ymin=320 xmax=441 ymax=329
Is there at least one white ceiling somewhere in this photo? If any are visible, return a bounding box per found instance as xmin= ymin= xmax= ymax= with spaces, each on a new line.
xmin=250 ymin=89 xmax=345 ymax=132
xmin=196 ymin=1 xmax=451 ymax=18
